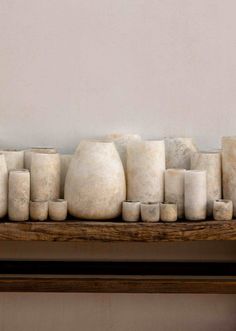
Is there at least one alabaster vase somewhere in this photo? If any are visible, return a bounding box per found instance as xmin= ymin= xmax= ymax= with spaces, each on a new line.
xmin=64 ymin=140 xmax=126 ymax=219
xmin=0 ymin=150 xmax=24 ymax=171
xmin=0 ymin=154 xmax=8 ymax=218
xmin=24 ymin=147 xmax=57 ymax=170
xmin=165 ymin=169 xmax=185 ymax=218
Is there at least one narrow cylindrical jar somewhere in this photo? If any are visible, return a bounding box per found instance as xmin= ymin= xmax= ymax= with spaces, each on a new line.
xmin=49 ymin=199 xmax=67 ymax=221
xmin=31 ymin=153 xmax=60 ymax=201
xmin=8 ymin=169 xmax=30 ymax=221
xmin=164 ymin=169 xmax=185 ymax=218
xmin=222 ymin=137 xmax=236 ymax=217
xmin=0 ymin=150 xmax=24 ymax=171
xmin=122 ymin=201 xmax=140 ymax=222
xmin=160 ymin=203 xmax=177 ymax=222
xmin=191 ymin=152 xmax=221 ymax=217
xmin=60 ymin=154 xmax=72 ymax=198
xmin=184 ymin=170 xmax=207 ymax=220
xmin=141 ymin=202 xmax=160 ymax=222
xmin=24 ymin=147 xmax=57 ymax=170
xmin=127 ymin=140 xmax=165 ymax=203
xmin=213 ymin=199 xmax=233 ymax=221
xmin=30 ymin=200 xmax=48 ymax=221
xmin=0 ymin=154 xmax=8 ymax=218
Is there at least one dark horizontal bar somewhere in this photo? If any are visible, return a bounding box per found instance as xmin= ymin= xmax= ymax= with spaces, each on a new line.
xmin=0 ymin=261 xmax=235 ymax=276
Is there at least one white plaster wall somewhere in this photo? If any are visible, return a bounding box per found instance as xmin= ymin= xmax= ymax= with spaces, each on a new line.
xmin=1 ymin=0 xmax=236 ymax=330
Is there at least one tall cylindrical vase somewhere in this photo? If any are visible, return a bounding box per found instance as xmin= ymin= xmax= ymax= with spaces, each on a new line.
xmin=31 ymin=153 xmax=60 ymax=201
xmin=184 ymin=170 xmax=207 ymax=220
xmin=24 ymin=147 xmax=56 ymax=170
xmin=8 ymin=170 xmax=30 ymax=221
xmin=60 ymin=154 xmax=72 ymax=198
xmin=191 ymin=152 xmax=221 ymax=217
xmin=222 ymin=137 xmax=236 ymax=217
xmin=165 ymin=169 xmax=185 ymax=218
xmin=65 ymin=140 xmax=126 ymax=219
xmin=0 ymin=154 xmax=8 ymax=218
xmin=127 ymin=140 xmax=165 ymax=203
xmin=0 ymin=150 xmax=24 ymax=171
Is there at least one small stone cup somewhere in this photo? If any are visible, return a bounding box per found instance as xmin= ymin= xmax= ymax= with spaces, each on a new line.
xmin=122 ymin=201 xmax=140 ymax=222
xmin=213 ymin=199 xmax=233 ymax=221
xmin=141 ymin=202 xmax=160 ymax=222
xmin=49 ymin=199 xmax=67 ymax=221
xmin=30 ymin=200 xmax=48 ymax=221
xmin=160 ymin=202 xmax=178 ymax=222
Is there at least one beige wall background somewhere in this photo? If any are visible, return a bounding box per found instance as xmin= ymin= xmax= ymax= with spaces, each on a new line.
xmin=1 ymin=0 xmax=236 ymax=330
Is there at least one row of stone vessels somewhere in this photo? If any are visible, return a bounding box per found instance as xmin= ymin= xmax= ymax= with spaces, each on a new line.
xmin=0 ymin=135 xmax=235 ymax=221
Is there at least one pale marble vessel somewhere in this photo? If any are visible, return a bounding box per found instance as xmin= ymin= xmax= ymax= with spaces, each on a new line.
xmin=164 ymin=169 xmax=185 ymax=218
xmin=213 ymin=199 xmax=233 ymax=221
xmin=122 ymin=201 xmax=140 ymax=222
xmin=222 ymin=137 xmax=236 ymax=217
xmin=0 ymin=154 xmax=8 ymax=218
xmin=31 ymin=152 xmax=60 ymax=201
xmin=191 ymin=152 xmax=221 ymax=216
xmin=160 ymin=203 xmax=177 ymax=222
xmin=184 ymin=170 xmax=207 ymax=220
xmin=24 ymin=147 xmax=56 ymax=170
xmin=127 ymin=140 xmax=165 ymax=203
xmin=30 ymin=200 xmax=48 ymax=221
xmin=140 ymin=202 xmax=160 ymax=222
xmin=60 ymin=154 xmax=72 ymax=198
xmin=49 ymin=199 xmax=67 ymax=221
xmin=8 ymin=169 xmax=30 ymax=221
xmin=165 ymin=137 xmax=198 ymax=169
xmin=65 ymin=140 xmax=126 ymax=219
xmin=0 ymin=150 xmax=24 ymax=171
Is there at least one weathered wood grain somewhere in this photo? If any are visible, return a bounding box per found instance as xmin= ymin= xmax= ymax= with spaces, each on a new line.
xmin=0 ymin=219 xmax=235 ymax=242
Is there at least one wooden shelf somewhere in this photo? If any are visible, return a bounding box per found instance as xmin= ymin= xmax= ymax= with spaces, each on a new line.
xmin=0 ymin=219 xmax=235 ymax=242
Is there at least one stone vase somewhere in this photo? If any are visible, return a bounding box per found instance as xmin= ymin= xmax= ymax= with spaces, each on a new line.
xmin=165 ymin=137 xmax=198 ymax=169
xmin=127 ymin=140 xmax=165 ymax=203
xmin=0 ymin=150 xmax=24 ymax=171
xmin=122 ymin=201 xmax=140 ymax=222
xmin=164 ymin=169 xmax=185 ymax=218
xmin=49 ymin=199 xmax=67 ymax=221
xmin=185 ymin=170 xmax=207 ymax=220
xmin=60 ymin=154 xmax=72 ymax=198
xmin=213 ymin=199 xmax=233 ymax=221
xmin=30 ymin=200 xmax=48 ymax=221
xmin=160 ymin=202 xmax=178 ymax=222
xmin=8 ymin=169 xmax=30 ymax=221
xmin=0 ymin=154 xmax=8 ymax=218
xmin=64 ymin=140 xmax=126 ymax=219
xmin=31 ymin=152 xmax=60 ymax=201
xmin=24 ymin=147 xmax=56 ymax=170
xmin=191 ymin=151 xmax=221 ymax=217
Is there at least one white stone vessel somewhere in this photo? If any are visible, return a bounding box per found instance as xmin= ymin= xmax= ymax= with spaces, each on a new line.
xmin=24 ymin=147 xmax=56 ymax=170
xmin=31 ymin=152 xmax=60 ymax=201
xmin=184 ymin=170 xmax=207 ymax=220
xmin=0 ymin=150 xmax=24 ymax=171
xmin=8 ymin=169 xmax=30 ymax=221
xmin=49 ymin=199 xmax=67 ymax=221
xmin=222 ymin=137 xmax=236 ymax=217
xmin=141 ymin=202 xmax=160 ymax=222
xmin=164 ymin=169 xmax=185 ymax=218
xmin=191 ymin=152 xmax=221 ymax=217
xmin=60 ymin=154 xmax=72 ymax=198
xmin=122 ymin=201 xmax=140 ymax=222
xmin=160 ymin=203 xmax=178 ymax=222
xmin=0 ymin=154 xmax=8 ymax=218
xmin=65 ymin=140 xmax=126 ymax=219
xmin=127 ymin=140 xmax=165 ymax=203
xmin=104 ymin=134 xmax=141 ymax=173
xmin=165 ymin=137 xmax=198 ymax=169
xmin=30 ymin=200 xmax=48 ymax=221
xmin=213 ymin=199 xmax=233 ymax=221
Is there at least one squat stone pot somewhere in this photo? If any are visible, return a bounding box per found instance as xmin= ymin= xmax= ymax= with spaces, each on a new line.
xmin=140 ymin=202 xmax=160 ymax=222
xmin=8 ymin=169 xmax=30 ymax=221
xmin=213 ymin=199 xmax=233 ymax=221
xmin=31 ymin=152 xmax=60 ymax=201
xmin=24 ymin=147 xmax=57 ymax=170
xmin=30 ymin=200 xmax=48 ymax=221
xmin=127 ymin=140 xmax=165 ymax=203
xmin=65 ymin=140 xmax=126 ymax=219
xmin=160 ymin=202 xmax=177 ymax=222
xmin=0 ymin=150 xmax=24 ymax=171
xmin=60 ymin=154 xmax=73 ymax=198
xmin=122 ymin=201 xmax=140 ymax=222
xmin=49 ymin=199 xmax=67 ymax=221
xmin=0 ymin=154 xmax=8 ymax=218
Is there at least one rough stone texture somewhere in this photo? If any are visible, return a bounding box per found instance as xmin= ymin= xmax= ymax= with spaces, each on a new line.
xmin=185 ymin=170 xmax=207 ymax=221
xmin=0 ymin=154 xmax=8 ymax=218
xmin=31 ymin=153 xmax=60 ymax=201
xmin=191 ymin=152 xmax=221 ymax=217
xmin=122 ymin=201 xmax=140 ymax=222
xmin=30 ymin=200 xmax=48 ymax=221
xmin=49 ymin=199 xmax=67 ymax=221
xmin=60 ymin=154 xmax=72 ymax=198
xmin=24 ymin=148 xmax=57 ymax=170
xmin=127 ymin=140 xmax=165 ymax=203
xmin=213 ymin=199 xmax=233 ymax=221
xmin=65 ymin=140 xmax=126 ymax=219
xmin=165 ymin=137 xmax=198 ymax=169
xmin=164 ymin=169 xmax=185 ymax=218
xmin=8 ymin=170 xmax=30 ymax=221
xmin=160 ymin=203 xmax=177 ymax=222
xmin=140 ymin=203 xmax=160 ymax=222
xmin=0 ymin=150 xmax=24 ymax=171
xmin=222 ymin=137 xmax=236 ymax=217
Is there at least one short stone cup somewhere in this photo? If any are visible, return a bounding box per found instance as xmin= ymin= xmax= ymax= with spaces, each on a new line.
xmin=160 ymin=202 xmax=178 ymax=222
xmin=30 ymin=200 xmax=48 ymax=221
xmin=213 ymin=199 xmax=233 ymax=221
xmin=122 ymin=201 xmax=140 ymax=222
xmin=49 ymin=199 xmax=68 ymax=221
xmin=141 ymin=202 xmax=160 ymax=222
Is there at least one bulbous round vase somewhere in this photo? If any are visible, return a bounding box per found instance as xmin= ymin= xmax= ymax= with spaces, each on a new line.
xmin=65 ymin=140 xmax=126 ymax=219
